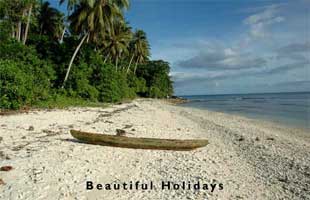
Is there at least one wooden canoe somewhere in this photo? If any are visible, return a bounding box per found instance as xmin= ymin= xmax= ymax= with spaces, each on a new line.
xmin=70 ymin=130 xmax=208 ymax=151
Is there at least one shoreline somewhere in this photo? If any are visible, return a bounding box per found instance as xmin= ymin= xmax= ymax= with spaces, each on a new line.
xmin=179 ymin=102 xmax=310 ymax=134
xmin=179 ymin=104 xmax=310 ymax=139
xmin=1 ymin=99 xmax=309 ymax=199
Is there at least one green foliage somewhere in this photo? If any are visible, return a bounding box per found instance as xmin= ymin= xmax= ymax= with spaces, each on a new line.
xmin=34 ymin=93 xmax=107 ymax=109
xmin=27 ymin=35 xmax=80 ymax=87
xmin=0 ymin=41 xmax=56 ymax=109
xmin=103 ymin=20 xmax=132 ymax=67
xmin=66 ymin=62 xmax=99 ymax=101
xmin=0 ymin=59 xmax=54 ymax=109
xmin=137 ymin=60 xmax=173 ymax=98
xmin=127 ymin=74 xmax=147 ymax=94
xmin=0 ymin=60 xmax=31 ymax=109
xmin=38 ymin=2 xmax=64 ymax=40
xmin=0 ymin=41 xmax=56 ymax=88
xmin=130 ymin=30 xmax=151 ymax=71
xmin=0 ymin=1 xmax=174 ymax=110
xmin=0 ymin=21 xmax=11 ymax=42
xmin=92 ymin=63 xmax=134 ymax=102
xmin=0 ymin=40 xmax=36 ymax=61
xmin=149 ymin=73 xmax=173 ymax=98
xmin=0 ymin=40 xmax=173 ymax=110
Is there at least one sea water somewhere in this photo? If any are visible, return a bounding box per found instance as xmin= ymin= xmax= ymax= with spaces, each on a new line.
xmin=180 ymin=92 xmax=310 ymax=129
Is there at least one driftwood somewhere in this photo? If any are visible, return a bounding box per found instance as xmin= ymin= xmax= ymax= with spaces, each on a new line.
xmin=70 ymin=130 xmax=208 ymax=151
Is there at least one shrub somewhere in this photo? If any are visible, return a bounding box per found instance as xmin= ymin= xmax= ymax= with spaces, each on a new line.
xmin=0 ymin=40 xmax=37 ymax=61
xmin=127 ymin=74 xmax=147 ymax=95
xmin=0 ymin=40 xmax=174 ymax=109
xmin=0 ymin=41 xmax=56 ymax=109
xmin=136 ymin=60 xmax=173 ymax=98
xmin=0 ymin=60 xmax=32 ymax=109
xmin=0 ymin=59 xmax=55 ymax=109
xmin=0 ymin=21 xmax=11 ymax=42
xmin=65 ymin=62 xmax=99 ymax=101
xmin=92 ymin=63 xmax=133 ymax=102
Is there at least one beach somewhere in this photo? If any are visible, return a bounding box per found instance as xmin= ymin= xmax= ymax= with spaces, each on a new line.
xmin=0 ymin=99 xmax=309 ymax=200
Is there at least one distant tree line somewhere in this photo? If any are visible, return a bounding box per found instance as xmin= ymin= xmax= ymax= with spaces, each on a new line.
xmin=0 ymin=0 xmax=173 ymax=109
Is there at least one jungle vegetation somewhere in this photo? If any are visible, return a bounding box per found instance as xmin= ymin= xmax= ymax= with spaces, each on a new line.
xmin=0 ymin=0 xmax=173 ymax=110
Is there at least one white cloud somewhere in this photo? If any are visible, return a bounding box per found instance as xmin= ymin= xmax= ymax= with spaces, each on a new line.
xmin=244 ymin=5 xmax=285 ymax=39
xmin=244 ymin=5 xmax=279 ymax=25
xmin=224 ymin=48 xmax=236 ymax=56
xmin=152 ymin=2 xmax=308 ymax=95
xmin=177 ymin=46 xmax=267 ymax=70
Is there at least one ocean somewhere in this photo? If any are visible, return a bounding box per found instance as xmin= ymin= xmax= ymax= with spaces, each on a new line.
xmin=180 ymin=92 xmax=310 ymax=129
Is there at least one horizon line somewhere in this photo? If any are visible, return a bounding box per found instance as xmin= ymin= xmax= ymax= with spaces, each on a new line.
xmin=178 ymin=90 xmax=310 ymax=97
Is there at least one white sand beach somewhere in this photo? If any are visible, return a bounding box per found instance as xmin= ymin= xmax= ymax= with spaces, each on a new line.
xmin=0 ymin=99 xmax=309 ymax=200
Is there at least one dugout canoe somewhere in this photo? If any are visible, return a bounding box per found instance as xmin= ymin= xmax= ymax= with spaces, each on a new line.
xmin=70 ymin=130 xmax=208 ymax=151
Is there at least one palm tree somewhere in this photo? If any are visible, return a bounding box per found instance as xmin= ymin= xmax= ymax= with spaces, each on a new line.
xmin=1 ymin=0 xmax=26 ymax=42
xmin=13 ymin=1 xmax=25 ymax=42
xmin=22 ymin=0 xmax=34 ymax=44
xmin=103 ymin=20 xmax=132 ymax=70
xmin=126 ymin=33 xmax=138 ymax=73
xmin=54 ymin=13 xmax=66 ymax=41
xmin=38 ymin=2 xmax=65 ymax=40
xmin=60 ymin=0 xmax=79 ymax=12
xmin=61 ymin=0 xmax=130 ymax=88
xmin=129 ymin=30 xmax=150 ymax=74
xmin=59 ymin=0 xmax=79 ymax=43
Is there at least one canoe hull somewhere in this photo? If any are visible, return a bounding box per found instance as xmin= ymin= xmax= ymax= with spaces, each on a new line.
xmin=70 ymin=130 xmax=208 ymax=151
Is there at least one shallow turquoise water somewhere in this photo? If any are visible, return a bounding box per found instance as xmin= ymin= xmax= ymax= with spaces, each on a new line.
xmin=180 ymin=92 xmax=310 ymax=129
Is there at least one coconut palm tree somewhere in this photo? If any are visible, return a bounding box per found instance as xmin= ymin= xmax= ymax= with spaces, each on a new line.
xmin=103 ymin=20 xmax=132 ymax=70
xmin=130 ymin=30 xmax=150 ymax=74
xmin=61 ymin=0 xmax=130 ymax=88
xmin=126 ymin=33 xmax=138 ymax=73
xmin=59 ymin=0 xmax=80 ymax=43
xmin=60 ymin=0 xmax=79 ymax=12
xmin=38 ymin=2 xmax=65 ymax=40
xmin=22 ymin=0 xmax=33 ymax=44
xmin=53 ymin=13 xmax=66 ymax=41
xmin=1 ymin=0 xmax=26 ymax=42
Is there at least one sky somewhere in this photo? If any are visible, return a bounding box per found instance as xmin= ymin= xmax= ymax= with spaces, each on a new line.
xmin=48 ymin=0 xmax=310 ymax=95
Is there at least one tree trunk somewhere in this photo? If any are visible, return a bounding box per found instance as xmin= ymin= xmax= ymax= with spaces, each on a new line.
xmin=60 ymin=27 xmax=66 ymax=43
xmin=103 ymin=53 xmax=110 ymax=64
xmin=17 ymin=21 xmax=22 ymax=42
xmin=134 ymin=57 xmax=139 ymax=74
xmin=40 ymin=24 xmax=43 ymax=35
xmin=134 ymin=62 xmax=138 ymax=74
xmin=126 ymin=54 xmax=134 ymax=73
xmin=86 ymin=34 xmax=90 ymax=43
xmin=115 ymin=56 xmax=119 ymax=71
xmin=11 ymin=26 xmax=15 ymax=39
xmin=62 ymin=33 xmax=88 ymax=88
xmin=23 ymin=4 xmax=33 ymax=45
